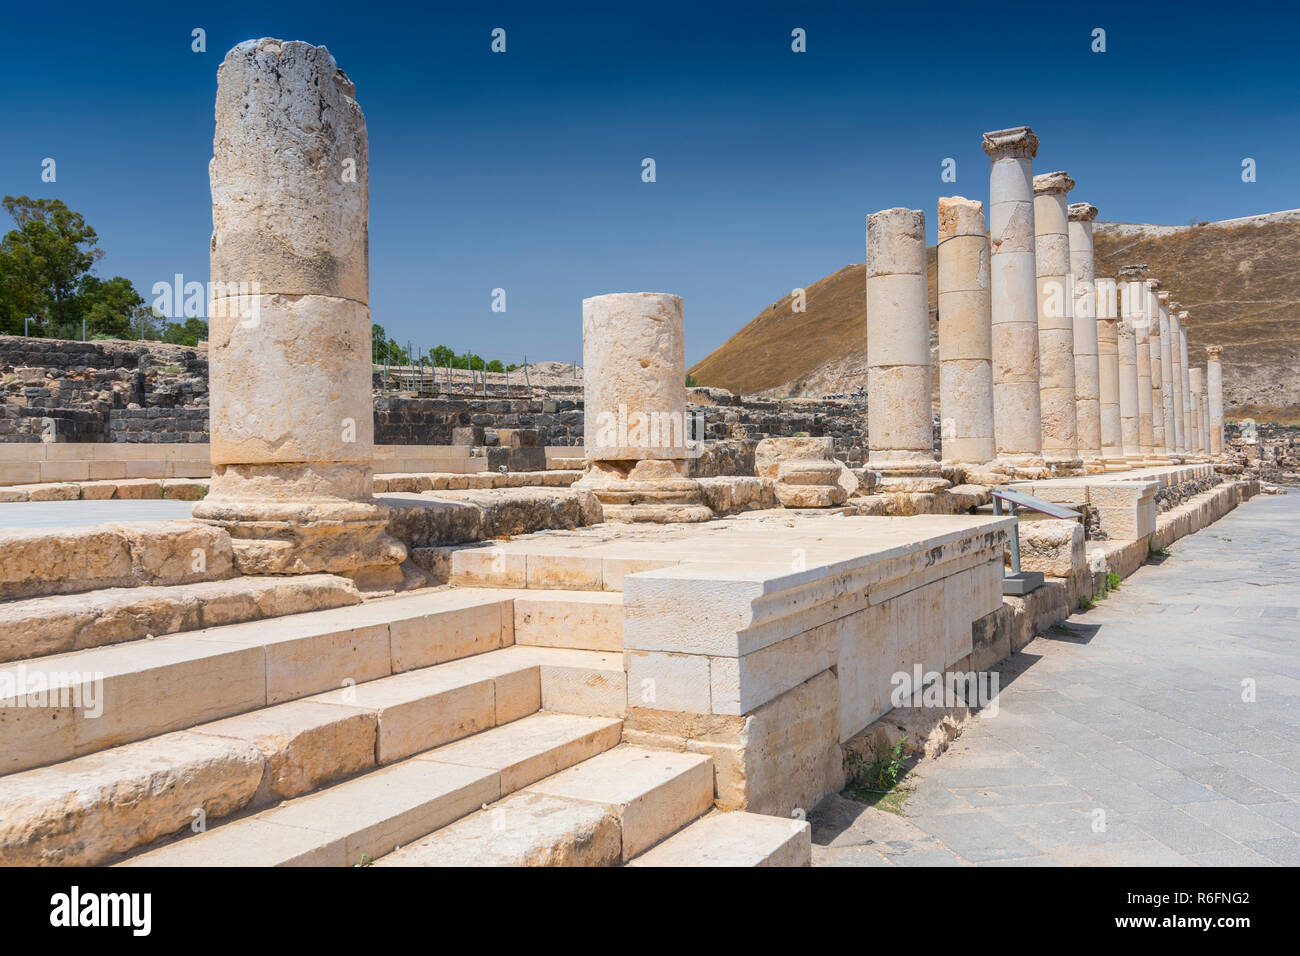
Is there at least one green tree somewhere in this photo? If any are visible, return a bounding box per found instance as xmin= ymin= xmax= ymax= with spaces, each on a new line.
xmin=371 ymin=323 xmax=409 ymax=365
xmin=160 ymin=316 xmax=209 ymax=346
xmin=78 ymin=274 xmax=144 ymax=339
xmin=0 ymin=195 xmax=103 ymax=335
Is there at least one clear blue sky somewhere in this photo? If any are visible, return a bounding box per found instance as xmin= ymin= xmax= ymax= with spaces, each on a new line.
xmin=2 ymin=0 xmax=1296 ymax=365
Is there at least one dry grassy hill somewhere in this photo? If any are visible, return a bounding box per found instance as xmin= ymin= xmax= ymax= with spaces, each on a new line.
xmin=690 ymin=210 xmax=1300 ymax=418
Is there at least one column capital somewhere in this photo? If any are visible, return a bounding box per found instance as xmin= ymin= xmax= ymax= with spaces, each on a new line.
xmin=1157 ymin=290 xmax=1171 ymax=304
xmin=982 ymin=126 xmax=1039 ymax=159
xmin=1119 ymin=264 xmax=1149 ymax=280
xmin=1178 ymin=311 xmax=1191 ymax=325
xmin=1206 ymin=345 xmax=1224 ymax=360
xmin=1033 ymin=170 xmax=1075 ymax=195
xmin=1068 ymin=202 xmax=1098 ymax=221
xmin=1145 ymin=278 xmax=1161 ymax=291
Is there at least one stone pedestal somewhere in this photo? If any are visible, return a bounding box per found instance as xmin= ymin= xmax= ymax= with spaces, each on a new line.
xmin=1095 ymin=277 xmax=1126 ymax=468
xmin=1207 ymin=345 xmax=1225 ymax=455
xmin=1146 ymin=280 xmax=1167 ymax=457
xmin=1034 ymin=172 xmax=1082 ymax=474
xmin=1068 ymin=203 xmax=1104 ymax=472
xmin=1169 ymin=302 xmax=1186 ymax=453
xmin=866 ymin=208 xmax=948 ymax=492
xmin=575 ymin=292 xmax=710 ymax=522
xmin=983 ymin=127 xmax=1046 ymax=474
xmin=1117 ymin=319 xmax=1142 ymax=462
xmin=193 ymin=39 xmax=405 ymax=581
xmin=937 ymin=197 xmax=996 ymax=471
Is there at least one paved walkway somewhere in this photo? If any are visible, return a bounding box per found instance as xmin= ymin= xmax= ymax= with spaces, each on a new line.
xmin=813 ymin=489 xmax=1300 ymax=866
xmin=1 ymin=499 xmax=194 ymax=529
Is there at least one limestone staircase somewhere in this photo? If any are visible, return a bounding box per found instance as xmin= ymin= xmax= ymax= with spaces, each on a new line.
xmin=0 ymin=559 xmax=809 ymax=866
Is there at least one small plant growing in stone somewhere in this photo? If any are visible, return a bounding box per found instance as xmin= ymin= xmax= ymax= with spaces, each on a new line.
xmin=1078 ymin=594 xmax=1097 ymax=611
xmin=1106 ymin=571 xmax=1120 ymax=591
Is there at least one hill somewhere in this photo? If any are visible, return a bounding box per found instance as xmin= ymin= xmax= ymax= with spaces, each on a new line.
xmin=689 ymin=210 xmax=1300 ymax=417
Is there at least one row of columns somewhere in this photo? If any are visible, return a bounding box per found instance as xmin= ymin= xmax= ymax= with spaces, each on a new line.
xmin=862 ymin=124 xmax=1231 ymax=481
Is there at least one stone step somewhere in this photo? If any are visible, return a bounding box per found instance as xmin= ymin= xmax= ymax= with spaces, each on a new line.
xmin=120 ymin=713 xmax=622 ymax=866
xmin=0 ymin=574 xmax=363 ymax=664
xmin=375 ymin=746 xmax=713 ymax=866
xmin=0 ymin=644 xmax=553 ymax=866
xmin=511 ymin=646 xmax=626 ymax=717
xmin=0 ymin=588 xmax=518 ymax=774
xmin=0 ymin=520 xmax=234 ymax=601
xmin=626 ymin=811 xmax=812 ymax=867
xmin=512 ymin=590 xmax=624 ymax=652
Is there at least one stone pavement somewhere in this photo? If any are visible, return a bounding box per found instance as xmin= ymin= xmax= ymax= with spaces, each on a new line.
xmin=0 ymin=499 xmax=195 ymax=529
xmin=813 ymin=490 xmax=1300 ymax=866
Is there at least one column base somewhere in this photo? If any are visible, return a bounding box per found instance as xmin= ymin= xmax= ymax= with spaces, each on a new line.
xmin=574 ymin=459 xmax=712 ymax=523
xmin=1083 ymin=457 xmax=1109 ymax=474
xmin=866 ymin=457 xmax=951 ymax=493
xmin=1043 ymin=456 xmax=1086 ymax=477
xmin=193 ymin=463 xmax=407 ymax=576
xmin=990 ymin=454 xmax=1052 ymax=480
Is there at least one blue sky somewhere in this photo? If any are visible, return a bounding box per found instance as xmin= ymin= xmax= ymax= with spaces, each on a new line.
xmin=1 ymin=0 xmax=1296 ymax=365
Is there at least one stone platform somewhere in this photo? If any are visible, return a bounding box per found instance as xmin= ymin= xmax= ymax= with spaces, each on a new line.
xmin=440 ymin=509 xmax=1014 ymax=814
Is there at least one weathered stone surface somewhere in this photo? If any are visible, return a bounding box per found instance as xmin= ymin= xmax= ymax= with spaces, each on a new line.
xmin=374 ymin=791 xmax=621 ymax=867
xmin=1015 ymin=517 xmax=1086 ymax=578
xmin=628 ymin=811 xmax=811 ymax=867
xmin=0 ymin=520 xmax=234 ymax=601
xmin=0 ymin=573 xmax=360 ymax=663
xmin=0 ymin=731 xmax=264 ymax=866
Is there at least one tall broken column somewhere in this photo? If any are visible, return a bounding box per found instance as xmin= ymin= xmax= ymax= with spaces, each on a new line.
xmin=1117 ymin=320 xmax=1142 ymax=461
xmin=1207 ymin=345 xmax=1225 ymax=455
xmin=1157 ymin=290 xmax=1177 ymax=456
xmin=1120 ymin=266 xmax=1154 ymax=459
xmin=1189 ymin=367 xmax=1204 ymax=454
xmin=1096 ymin=277 xmax=1126 ymax=467
xmin=1034 ymin=172 xmax=1082 ymax=473
xmin=1168 ymin=302 xmax=1186 ymax=453
xmin=1200 ymin=376 xmax=1211 ymax=455
xmin=983 ymin=127 xmax=1046 ymax=474
xmin=937 ymin=197 xmax=996 ymax=472
xmin=1146 ymin=280 xmax=1167 ymax=457
xmin=194 ymin=39 xmax=405 ymax=580
xmin=866 ymin=207 xmax=949 ymax=491
xmin=576 ymin=293 xmax=711 ymax=521
xmin=1068 ymin=202 xmax=1104 ymax=472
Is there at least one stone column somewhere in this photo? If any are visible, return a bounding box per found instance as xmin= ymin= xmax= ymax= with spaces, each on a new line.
xmin=193 ymin=39 xmax=405 ymax=581
xmin=1068 ymin=202 xmax=1104 ymax=472
xmin=1096 ymin=277 xmax=1125 ymax=467
xmin=1179 ymin=312 xmax=1194 ymax=456
xmin=1157 ymin=290 xmax=1177 ymax=457
xmin=983 ymin=127 xmax=1045 ymax=473
xmin=1207 ymin=345 xmax=1225 ymax=455
xmin=1189 ymin=367 xmax=1203 ymax=454
xmin=576 ymin=292 xmax=710 ymax=521
xmin=1034 ymin=172 xmax=1082 ymax=473
xmin=1117 ymin=320 xmax=1141 ymax=461
xmin=937 ymin=197 xmax=996 ymax=471
xmin=1200 ymin=382 xmax=1211 ymax=455
xmin=1168 ymin=303 xmax=1186 ymax=453
xmin=1120 ymin=266 xmax=1154 ymax=458
xmin=1146 ymin=280 xmax=1166 ymax=457
xmin=866 ymin=207 xmax=949 ymax=491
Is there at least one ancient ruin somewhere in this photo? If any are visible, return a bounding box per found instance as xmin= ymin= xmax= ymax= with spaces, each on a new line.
xmin=0 ymin=43 xmax=1289 ymax=874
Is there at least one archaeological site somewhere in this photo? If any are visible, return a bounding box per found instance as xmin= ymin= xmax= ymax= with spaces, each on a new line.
xmin=2 ymin=7 xmax=1298 ymax=908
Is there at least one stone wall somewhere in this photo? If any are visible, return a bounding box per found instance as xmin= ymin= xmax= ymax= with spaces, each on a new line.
xmin=0 ymin=337 xmax=208 ymax=444
xmin=3 ymin=338 xmax=876 ymax=456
